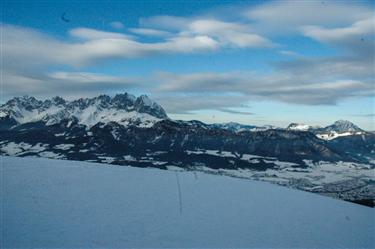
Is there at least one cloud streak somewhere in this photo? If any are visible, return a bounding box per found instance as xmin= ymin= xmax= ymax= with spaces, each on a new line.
xmin=154 ymin=72 xmax=373 ymax=106
xmin=3 ymin=24 xmax=220 ymax=69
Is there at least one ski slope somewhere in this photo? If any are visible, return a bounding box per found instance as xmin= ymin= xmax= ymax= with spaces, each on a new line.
xmin=1 ymin=156 xmax=374 ymax=248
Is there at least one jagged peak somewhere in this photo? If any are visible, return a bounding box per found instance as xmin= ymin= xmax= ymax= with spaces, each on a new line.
xmin=6 ymin=95 xmax=38 ymax=104
xmin=51 ymin=96 xmax=66 ymax=104
xmin=113 ymin=92 xmax=136 ymax=102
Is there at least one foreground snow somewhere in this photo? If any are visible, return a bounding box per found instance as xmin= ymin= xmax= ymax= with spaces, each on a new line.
xmin=1 ymin=157 xmax=374 ymax=248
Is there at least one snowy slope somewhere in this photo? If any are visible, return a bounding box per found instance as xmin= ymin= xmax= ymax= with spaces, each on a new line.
xmin=2 ymin=156 xmax=374 ymax=248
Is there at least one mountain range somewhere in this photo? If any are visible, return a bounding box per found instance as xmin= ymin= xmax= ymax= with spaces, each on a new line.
xmin=1 ymin=93 xmax=373 ymax=165
xmin=1 ymin=94 xmax=374 ymax=205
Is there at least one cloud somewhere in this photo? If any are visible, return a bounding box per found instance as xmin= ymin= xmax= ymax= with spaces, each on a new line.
xmin=218 ymin=108 xmax=254 ymax=115
xmin=244 ymin=1 xmax=373 ymax=35
xmin=154 ymin=71 xmax=373 ymax=105
xmin=139 ymin=17 xmax=274 ymax=48
xmin=139 ymin=15 xmax=191 ymax=30
xmin=3 ymin=25 xmax=219 ymax=68
xmin=186 ymin=19 xmax=274 ymax=48
xmin=302 ymin=18 xmax=374 ymax=43
xmin=275 ymin=55 xmax=374 ymax=82
xmin=109 ymin=21 xmax=125 ymax=29
xmin=154 ymin=94 xmax=250 ymax=114
xmin=156 ymin=72 xmax=245 ymax=93
xmin=47 ymin=71 xmax=136 ymax=84
xmin=128 ymin=28 xmax=172 ymax=37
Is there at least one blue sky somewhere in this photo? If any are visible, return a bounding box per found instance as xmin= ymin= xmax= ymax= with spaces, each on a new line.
xmin=2 ymin=0 xmax=374 ymax=129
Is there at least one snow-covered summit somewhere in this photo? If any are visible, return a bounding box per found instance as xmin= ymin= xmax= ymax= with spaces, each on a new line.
xmin=324 ymin=119 xmax=364 ymax=133
xmin=286 ymin=123 xmax=320 ymax=131
xmin=0 ymin=93 xmax=168 ymax=128
xmin=315 ymin=120 xmax=365 ymax=140
xmin=284 ymin=120 xmax=366 ymax=140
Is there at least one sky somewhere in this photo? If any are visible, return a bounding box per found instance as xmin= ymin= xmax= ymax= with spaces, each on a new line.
xmin=1 ymin=0 xmax=374 ymax=129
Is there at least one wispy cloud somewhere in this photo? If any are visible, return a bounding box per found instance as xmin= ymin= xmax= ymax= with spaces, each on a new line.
xmin=3 ymin=24 xmax=220 ymax=68
xmin=218 ymin=108 xmax=254 ymax=115
xmin=128 ymin=28 xmax=172 ymax=37
xmin=186 ymin=19 xmax=274 ymax=48
xmin=70 ymin=28 xmax=132 ymax=40
xmin=302 ymin=18 xmax=374 ymax=43
xmin=154 ymin=94 xmax=250 ymax=115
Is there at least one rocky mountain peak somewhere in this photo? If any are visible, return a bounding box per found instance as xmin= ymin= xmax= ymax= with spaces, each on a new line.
xmin=326 ymin=120 xmax=363 ymax=133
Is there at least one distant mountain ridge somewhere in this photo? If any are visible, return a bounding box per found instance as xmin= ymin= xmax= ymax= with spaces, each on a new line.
xmin=1 ymin=94 xmax=369 ymax=135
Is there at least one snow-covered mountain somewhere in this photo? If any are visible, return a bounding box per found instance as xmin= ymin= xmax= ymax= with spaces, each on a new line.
xmin=0 ymin=94 xmax=168 ymax=129
xmin=286 ymin=120 xmax=367 ymax=140
xmin=315 ymin=120 xmax=365 ymax=140
xmin=324 ymin=119 xmax=364 ymax=133
xmin=0 ymin=94 xmax=373 ymax=165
